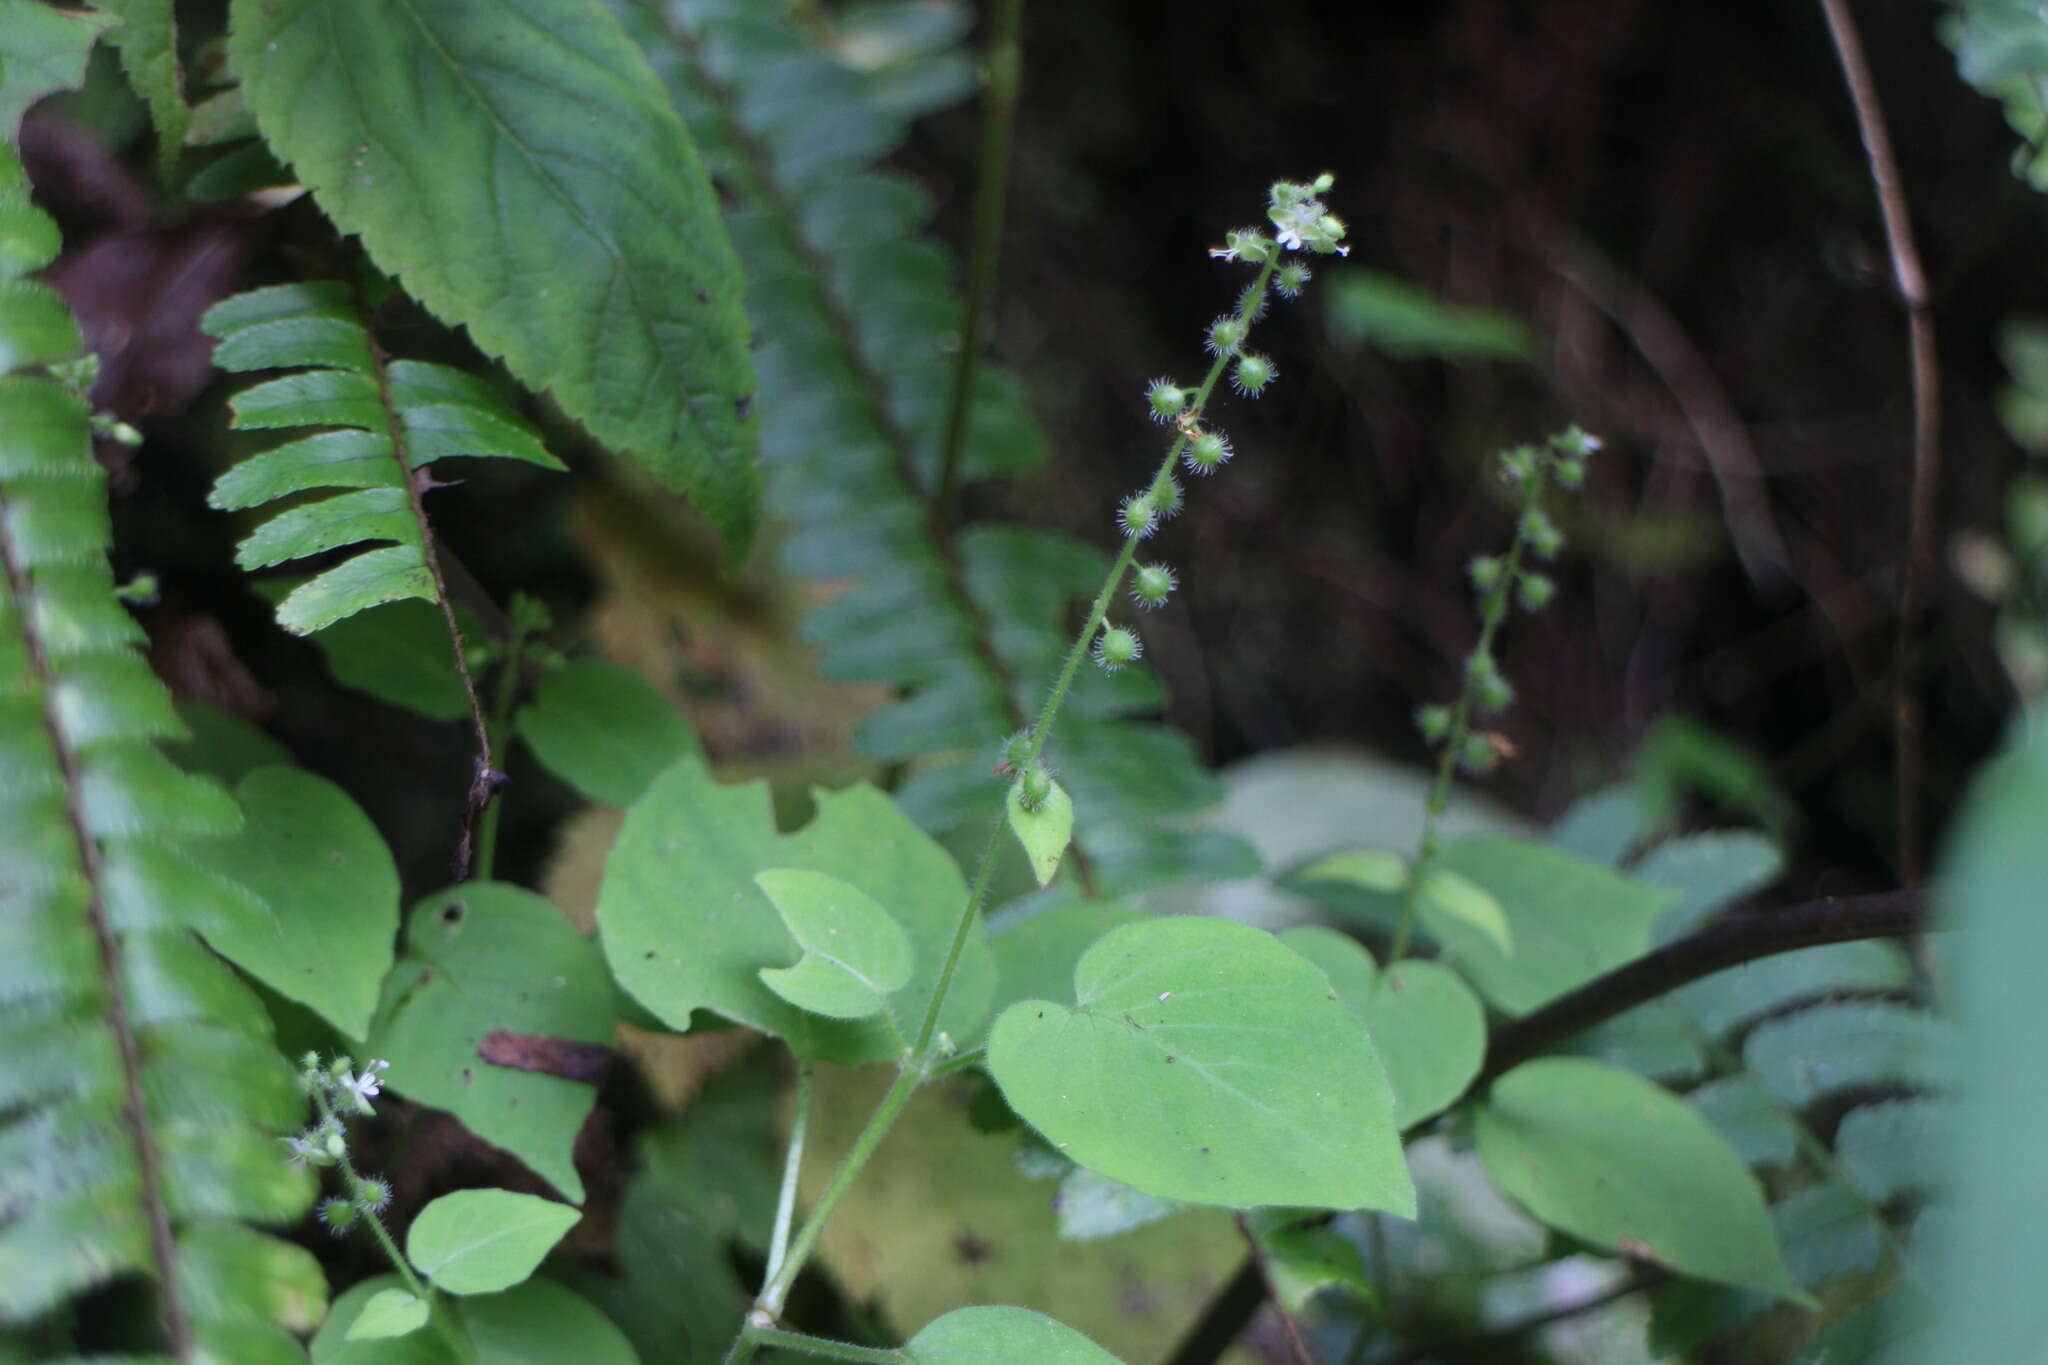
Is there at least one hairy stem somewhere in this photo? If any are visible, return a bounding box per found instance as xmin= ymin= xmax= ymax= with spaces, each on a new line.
xmin=740 ymin=1325 xmax=906 ymax=1363
xmin=1816 ymin=0 xmax=1940 ymax=887
xmin=468 ymin=634 xmax=526 ymax=883
xmin=763 ymin=1065 xmax=813 ymax=1291
xmin=933 ymin=0 xmax=1027 ymax=521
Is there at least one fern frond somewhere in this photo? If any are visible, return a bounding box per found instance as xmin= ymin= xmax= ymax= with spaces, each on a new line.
xmin=0 ymin=147 xmax=322 ymax=1361
xmin=202 ymin=281 xmax=562 ymax=636
xmin=619 ymin=0 xmax=1255 ymax=892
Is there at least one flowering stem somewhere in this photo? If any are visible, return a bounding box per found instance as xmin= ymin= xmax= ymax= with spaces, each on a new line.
xmin=1389 ymin=485 xmax=1542 ymax=963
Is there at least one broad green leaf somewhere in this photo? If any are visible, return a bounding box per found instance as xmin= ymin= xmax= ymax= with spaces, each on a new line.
xmin=1414 ymin=865 xmax=1512 ymax=954
xmin=407 ymin=1189 xmax=578 ymax=1295
xmin=94 ymin=0 xmax=189 ymax=177
xmin=165 ymin=701 xmax=294 ymax=782
xmin=1250 ymin=1209 xmax=1377 ymax=1314
xmin=1909 ymin=723 xmax=2048 ymax=1365
xmin=313 ymin=1275 xmax=638 ymax=1365
xmin=1476 ymin=1057 xmax=1804 ymax=1301
xmin=0 ymin=0 xmax=115 ymax=138
xmin=369 ymin=884 xmax=616 ymax=1203
xmin=228 ymin=0 xmax=761 ymax=556
xmin=1633 ymin=829 xmax=1783 ymax=942
xmin=905 ymin=1306 xmax=1122 ymax=1364
xmin=755 ymin=868 xmax=913 ymax=1022
xmin=1007 ymin=776 xmax=1075 ymax=887
xmin=988 ymin=898 xmax=1150 ymax=1026
xmin=308 ymin=597 xmax=470 ymax=721
xmin=1279 ymin=926 xmax=1484 ymax=1128
xmin=515 ymin=659 xmax=699 ymax=806
xmin=1432 ymin=836 xmax=1674 ymax=1013
xmin=193 ymin=765 xmax=399 ymax=1041
xmin=988 ymin=917 xmax=1414 ymax=1214
xmin=345 ymin=1289 xmax=429 ymax=1341
xmin=597 ymin=755 xmax=994 ymax=1064
xmin=1297 ymin=847 xmax=1409 ymax=893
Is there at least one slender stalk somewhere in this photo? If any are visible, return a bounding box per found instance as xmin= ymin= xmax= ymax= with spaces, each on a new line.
xmin=759 ymin=1067 xmax=921 ymax=1317
xmin=1389 ymin=497 xmax=1538 ymax=961
xmin=741 ymin=1325 xmax=907 ymax=1363
xmin=467 ymin=637 xmax=526 ymax=884
xmin=1235 ymin=1214 xmax=1313 ymax=1365
xmin=933 ymin=0 xmax=1028 ymax=521
xmin=763 ymin=1066 xmax=813 ymax=1291
xmin=1816 ymin=0 xmax=1940 ymax=887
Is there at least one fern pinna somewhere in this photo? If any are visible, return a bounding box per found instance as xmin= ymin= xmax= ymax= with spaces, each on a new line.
xmin=620 ymin=0 xmax=1258 ymax=894
xmin=201 ymin=281 xmax=562 ymax=637
xmin=0 ymin=147 xmax=323 ymax=1362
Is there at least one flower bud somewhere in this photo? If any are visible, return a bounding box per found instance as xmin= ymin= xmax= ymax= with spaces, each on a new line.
xmin=1149 ymin=470 xmax=1184 ymax=520
xmin=1475 ymin=672 xmax=1514 ymax=712
xmin=1415 ymin=704 xmax=1452 ymax=744
xmin=1518 ymin=573 xmax=1556 ymax=611
xmin=1231 ymin=353 xmax=1275 ymax=396
xmin=1554 ymin=425 xmax=1602 ymax=460
xmin=1146 ymin=378 xmax=1189 ymax=423
xmin=1093 ymin=625 xmax=1143 ymax=672
xmin=1017 ymin=767 xmax=1055 ymax=812
xmin=1118 ymin=492 xmax=1159 ymax=540
xmin=1131 ymin=562 xmax=1178 ymax=609
xmin=1206 ymin=316 xmax=1247 ymax=356
xmin=1183 ymin=429 xmax=1233 ymax=476
xmin=324 ymin=1131 xmax=348 ymax=1160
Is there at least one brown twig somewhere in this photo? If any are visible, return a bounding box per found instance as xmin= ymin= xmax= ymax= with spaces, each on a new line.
xmin=1816 ymin=0 xmax=1942 ymax=887
xmin=1235 ymin=1213 xmax=1315 ymax=1365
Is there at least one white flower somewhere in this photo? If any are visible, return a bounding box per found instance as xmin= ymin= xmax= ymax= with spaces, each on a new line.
xmin=343 ymin=1059 xmax=390 ymax=1102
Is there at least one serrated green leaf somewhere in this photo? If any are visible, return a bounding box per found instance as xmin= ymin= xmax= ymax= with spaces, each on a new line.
xmin=1741 ymin=1002 xmax=1956 ymax=1108
xmin=0 ymin=280 xmax=82 ymax=371
xmin=229 ymin=0 xmax=759 ymax=556
xmin=515 ymin=659 xmax=699 ymax=805
xmin=1836 ymin=1098 xmax=1947 ymax=1204
xmin=189 ymin=765 xmax=400 ymax=1040
xmin=1279 ymin=926 xmax=1484 ymax=1128
xmin=905 ymin=1306 xmax=1123 ymax=1364
xmin=989 ymin=916 xmax=1414 ymax=1214
xmin=1432 ymin=836 xmax=1674 ymax=1013
xmin=407 ymin=1189 xmax=578 ymax=1296
xmin=597 ymin=755 xmax=993 ymax=1064
xmin=755 ymin=868 xmax=914 ymax=1022
xmin=1476 ymin=1057 xmax=1805 ymax=1301
xmin=93 ymin=0 xmax=189 ymax=179
xmin=1007 ymin=776 xmax=1075 ymax=887
xmin=0 ymin=0 xmax=116 ymax=138
xmin=368 ymin=884 xmax=615 ymax=1203
xmin=345 ymin=1288 xmax=429 ymax=1341
xmin=276 ymin=543 xmax=435 ymax=635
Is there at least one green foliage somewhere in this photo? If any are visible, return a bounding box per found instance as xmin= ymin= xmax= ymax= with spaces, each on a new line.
xmin=754 ymin=868 xmax=915 ymax=1023
xmin=987 ymin=916 xmax=1414 ymax=1214
xmin=0 ymin=146 xmax=322 ymax=1356
xmin=618 ymin=0 xmax=1257 ymax=892
xmin=1324 ymin=269 xmax=1532 ymax=361
xmin=93 ymin=0 xmax=187 ymax=177
xmin=904 ymin=1306 xmax=1121 ymax=1364
xmin=1910 ymin=721 xmax=2048 ymax=1361
xmin=0 ymin=0 xmax=114 ymax=137
xmin=515 ymin=659 xmax=700 ymax=806
xmin=405 ymin=1190 xmax=578 ymax=1296
xmin=192 ymin=765 xmax=399 ymax=1042
xmin=203 ymin=281 xmax=564 ymax=634
xmin=313 ymin=1275 xmax=639 ymax=1364
xmin=1476 ymin=1058 xmax=1804 ymax=1301
xmin=1279 ymin=926 xmax=1485 ymax=1128
xmin=597 ymin=755 xmax=995 ymax=1063
xmin=368 ymin=885 xmax=615 ymax=1204
xmin=226 ymin=0 xmax=760 ymax=556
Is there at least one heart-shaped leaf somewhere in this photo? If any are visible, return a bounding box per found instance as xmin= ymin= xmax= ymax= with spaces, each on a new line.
xmin=1476 ymin=1058 xmax=1805 ymax=1302
xmin=407 ymin=1189 xmax=579 ymax=1296
xmin=1279 ymin=926 xmax=1485 ymax=1128
xmin=755 ymin=868 xmax=913 ymax=1021
xmin=516 ymin=660 xmax=699 ymax=807
xmin=906 ymin=1306 xmax=1122 ymax=1363
xmin=989 ymin=916 xmax=1414 ymax=1214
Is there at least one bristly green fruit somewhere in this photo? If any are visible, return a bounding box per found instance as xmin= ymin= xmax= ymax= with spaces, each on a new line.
xmin=1093 ymin=626 xmax=1142 ymax=672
